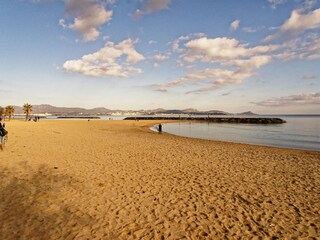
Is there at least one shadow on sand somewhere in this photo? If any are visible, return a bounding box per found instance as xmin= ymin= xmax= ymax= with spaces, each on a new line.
xmin=0 ymin=162 xmax=96 ymax=239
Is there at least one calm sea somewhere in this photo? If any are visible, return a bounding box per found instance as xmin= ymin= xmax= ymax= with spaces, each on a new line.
xmin=157 ymin=115 xmax=320 ymax=151
xmin=12 ymin=114 xmax=320 ymax=151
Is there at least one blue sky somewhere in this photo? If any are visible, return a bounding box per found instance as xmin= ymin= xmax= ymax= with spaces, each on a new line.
xmin=0 ymin=0 xmax=319 ymax=113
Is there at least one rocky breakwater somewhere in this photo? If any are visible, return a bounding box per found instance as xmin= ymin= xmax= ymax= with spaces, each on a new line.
xmin=124 ymin=117 xmax=286 ymax=124
xmin=57 ymin=116 xmax=100 ymax=119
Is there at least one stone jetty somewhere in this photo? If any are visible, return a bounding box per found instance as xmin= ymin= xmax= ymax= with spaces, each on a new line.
xmin=124 ymin=117 xmax=286 ymax=124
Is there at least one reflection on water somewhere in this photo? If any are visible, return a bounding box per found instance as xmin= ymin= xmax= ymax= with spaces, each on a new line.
xmin=161 ymin=117 xmax=320 ymax=151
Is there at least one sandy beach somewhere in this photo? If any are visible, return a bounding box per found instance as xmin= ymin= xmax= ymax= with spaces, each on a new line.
xmin=0 ymin=119 xmax=319 ymax=239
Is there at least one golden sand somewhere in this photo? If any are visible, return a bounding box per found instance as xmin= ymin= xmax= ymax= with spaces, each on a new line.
xmin=0 ymin=120 xmax=319 ymax=239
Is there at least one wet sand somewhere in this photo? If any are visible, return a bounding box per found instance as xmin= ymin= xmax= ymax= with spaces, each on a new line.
xmin=0 ymin=120 xmax=319 ymax=239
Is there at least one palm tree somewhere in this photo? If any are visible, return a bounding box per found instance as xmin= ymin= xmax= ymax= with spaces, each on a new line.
xmin=5 ymin=105 xmax=15 ymax=121
xmin=23 ymin=103 xmax=33 ymax=121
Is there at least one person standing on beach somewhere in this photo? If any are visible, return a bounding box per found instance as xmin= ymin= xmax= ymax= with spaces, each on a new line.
xmin=0 ymin=118 xmax=8 ymax=151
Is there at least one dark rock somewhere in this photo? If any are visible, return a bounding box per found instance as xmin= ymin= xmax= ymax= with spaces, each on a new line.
xmin=124 ymin=117 xmax=286 ymax=124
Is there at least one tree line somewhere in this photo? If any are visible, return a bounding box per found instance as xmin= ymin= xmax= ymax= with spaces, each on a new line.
xmin=0 ymin=103 xmax=33 ymax=121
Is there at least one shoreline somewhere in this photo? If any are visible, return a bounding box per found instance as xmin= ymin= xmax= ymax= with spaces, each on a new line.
xmin=1 ymin=119 xmax=319 ymax=153
xmin=147 ymin=121 xmax=319 ymax=153
xmin=3 ymin=119 xmax=319 ymax=153
xmin=1 ymin=120 xmax=319 ymax=238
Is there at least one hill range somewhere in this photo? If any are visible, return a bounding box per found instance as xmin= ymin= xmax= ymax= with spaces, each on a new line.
xmin=12 ymin=104 xmax=256 ymax=116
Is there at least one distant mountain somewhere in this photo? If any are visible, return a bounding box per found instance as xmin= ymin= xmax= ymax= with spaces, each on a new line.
xmin=182 ymin=108 xmax=199 ymax=113
xmin=150 ymin=108 xmax=166 ymax=113
xmin=147 ymin=108 xmax=229 ymax=115
xmin=13 ymin=104 xmax=111 ymax=115
xmin=237 ymin=111 xmax=258 ymax=116
xmin=12 ymin=106 xmax=23 ymax=114
xmin=206 ymin=110 xmax=229 ymax=115
xmin=11 ymin=104 xmax=240 ymax=116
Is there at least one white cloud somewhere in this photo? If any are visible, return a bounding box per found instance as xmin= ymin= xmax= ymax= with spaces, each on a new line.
xmin=172 ymin=36 xmax=190 ymax=53
xmin=230 ymin=20 xmax=240 ymax=31
xmin=151 ymin=52 xmax=171 ymax=68
xmin=254 ymin=92 xmax=320 ymax=106
xmin=155 ymin=88 xmax=167 ymax=93
xmin=182 ymin=37 xmax=278 ymax=63
xmin=30 ymin=0 xmax=54 ymax=3
xmin=230 ymin=55 xmax=272 ymax=69
xmin=221 ymin=92 xmax=231 ymax=96
xmin=274 ymin=33 xmax=320 ymax=60
xmin=243 ymin=26 xmax=265 ymax=33
xmin=264 ymin=8 xmax=320 ymax=42
xmin=106 ymin=0 xmax=116 ymax=4
xmin=135 ymin=0 xmax=171 ymax=17
xmin=153 ymin=53 xmax=170 ymax=62
xmin=185 ymin=69 xmax=254 ymax=94
xmin=157 ymin=68 xmax=235 ymax=88
xmin=171 ymin=33 xmax=206 ymax=53
xmin=154 ymin=36 xmax=279 ymax=93
xmin=297 ymin=0 xmax=317 ymax=13
xmin=63 ymin=39 xmax=145 ymax=77
xmin=303 ymin=74 xmax=317 ymax=80
xmin=306 ymin=37 xmax=320 ymax=60
xmin=148 ymin=40 xmax=157 ymax=44
xmin=60 ymin=0 xmax=112 ymax=42
xmin=243 ymin=27 xmax=257 ymax=33
xmin=154 ymin=58 xmax=269 ymax=94
xmin=59 ymin=19 xmax=67 ymax=28
xmin=268 ymin=0 xmax=286 ymax=9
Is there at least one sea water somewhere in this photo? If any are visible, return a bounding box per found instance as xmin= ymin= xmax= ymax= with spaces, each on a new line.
xmin=160 ymin=115 xmax=320 ymax=151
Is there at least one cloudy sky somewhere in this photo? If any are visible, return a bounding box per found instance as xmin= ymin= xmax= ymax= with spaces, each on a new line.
xmin=0 ymin=0 xmax=319 ymax=113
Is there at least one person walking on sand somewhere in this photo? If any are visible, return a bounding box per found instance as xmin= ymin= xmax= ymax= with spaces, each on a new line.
xmin=0 ymin=119 xmax=8 ymax=151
